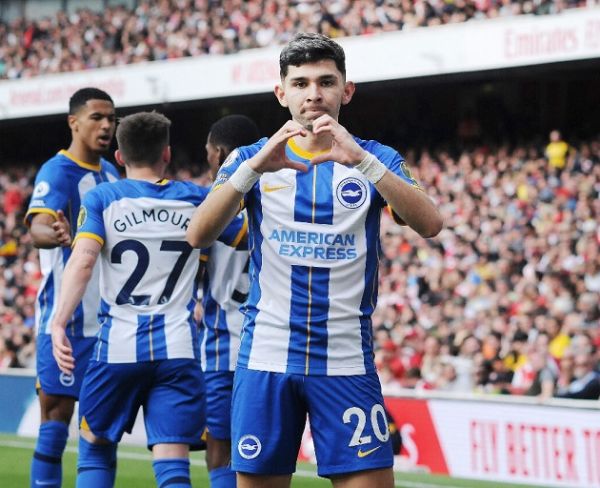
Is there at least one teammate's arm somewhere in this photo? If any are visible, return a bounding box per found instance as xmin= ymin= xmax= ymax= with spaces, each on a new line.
xmin=29 ymin=210 xmax=72 ymax=248
xmin=50 ymin=238 xmax=101 ymax=374
xmin=186 ymin=182 xmax=244 ymax=249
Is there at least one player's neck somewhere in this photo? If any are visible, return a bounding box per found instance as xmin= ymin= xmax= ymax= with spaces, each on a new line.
xmin=66 ymin=142 xmax=102 ymax=165
xmin=125 ymin=166 xmax=165 ymax=183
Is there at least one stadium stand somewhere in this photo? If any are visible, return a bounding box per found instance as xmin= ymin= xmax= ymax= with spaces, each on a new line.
xmin=0 ymin=0 xmax=593 ymax=80
xmin=374 ymin=137 xmax=600 ymax=398
xmin=0 ymin=166 xmax=38 ymax=369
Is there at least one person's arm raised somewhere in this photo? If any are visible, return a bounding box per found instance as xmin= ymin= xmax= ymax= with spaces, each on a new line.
xmin=310 ymin=115 xmax=443 ymax=238
xmin=187 ymin=121 xmax=307 ymax=248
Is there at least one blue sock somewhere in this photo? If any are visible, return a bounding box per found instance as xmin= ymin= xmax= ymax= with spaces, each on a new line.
xmin=30 ymin=420 xmax=68 ymax=488
xmin=76 ymin=436 xmax=117 ymax=488
xmin=153 ymin=458 xmax=191 ymax=488
xmin=209 ymin=465 xmax=236 ymax=488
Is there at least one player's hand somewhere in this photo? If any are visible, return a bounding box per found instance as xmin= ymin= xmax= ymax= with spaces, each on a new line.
xmin=52 ymin=210 xmax=72 ymax=247
xmin=309 ymin=115 xmax=367 ymax=166
xmin=51 ymin=324 xmax=75 ymax=374
xmin=246 ymin=120 xmax=309 ymax=174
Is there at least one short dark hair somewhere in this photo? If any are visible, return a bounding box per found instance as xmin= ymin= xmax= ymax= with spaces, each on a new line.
xmin=279 ymin=33 xmax=346 ymax=79
xmin=208 ymin=115 xmax=260 ymax=156
xmin=512 ymin=331 xmax=529 ymax=343
xmin=69 ymin=87 xmax=113 ymax=114
xmin=116 ymin=111 xmax=171 ymax=166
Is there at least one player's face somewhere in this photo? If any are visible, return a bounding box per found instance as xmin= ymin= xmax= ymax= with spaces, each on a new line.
xmin=276 ymin=60 xmax=354 ymax=129
xmin=205 ymin=134 xmax=221 ymax=179
xmin=71 ymin=99 xmax=116 ymax=154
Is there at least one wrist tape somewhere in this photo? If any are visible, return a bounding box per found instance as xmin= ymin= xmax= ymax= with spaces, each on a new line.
xmin=355 ymin=152 xmax=387 ymax=184
xmin=229 ymin=161 xmax=261 ymax=194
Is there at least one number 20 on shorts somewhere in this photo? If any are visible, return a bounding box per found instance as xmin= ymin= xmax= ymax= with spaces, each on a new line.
xmin=343 ymin=404 xmax=390 ymax=447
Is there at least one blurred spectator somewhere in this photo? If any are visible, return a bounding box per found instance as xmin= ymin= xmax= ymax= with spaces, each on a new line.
xmin=0 ymin=0 xmax=592 ymax=80
xmin=546 ymin=316 xmax=571 ymax=360
xmin=545 ymin=129 xmax=571 ymax=174
xmin=486 ymin=357 xmax=514 ymax=394
xmin=555 ymin=353 xmax=600 ymax=400
xmin=435 ymin=360 xmax=466 ymax=392
xmin=420 ymin=336 xmax=444 ymax=385
xmin=503 ymin=330 xmax=529 ymax=373
xmin=555 ymin=349 xmax=575 ymax=392
xmin=523 ymin=350 xmax=557 ymax=399
xmin=0 ymin=336 xmax=18 ymax=369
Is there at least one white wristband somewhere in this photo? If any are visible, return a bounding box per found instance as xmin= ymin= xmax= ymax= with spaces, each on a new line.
xmin=228 ymin=161 xmax=261 ymax=194
xmin=355 ymin=152 xmax=387 ymax=184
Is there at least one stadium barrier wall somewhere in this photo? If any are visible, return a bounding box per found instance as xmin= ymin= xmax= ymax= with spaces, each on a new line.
xmin=3 ymin=370 xmax=599 ymax=486
xmin=1 ymin=7 xmax=599 ymax=120
xmin=0 ymin=369 xmax=147 ymax=444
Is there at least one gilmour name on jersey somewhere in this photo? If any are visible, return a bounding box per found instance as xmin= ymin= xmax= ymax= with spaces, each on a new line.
xmin=113 ymin=208 xmax=191 ymax=232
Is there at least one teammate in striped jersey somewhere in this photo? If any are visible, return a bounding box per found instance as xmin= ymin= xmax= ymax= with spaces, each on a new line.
xmin=200 ymin=115 xmax=259 ymax=488
xmin=50 ymin=112 xmax=243 ymax=488
xmin=26 ymin=87 xmax=119 ymax=488
xmin=187 ymin=33 xmax=443 ymax=488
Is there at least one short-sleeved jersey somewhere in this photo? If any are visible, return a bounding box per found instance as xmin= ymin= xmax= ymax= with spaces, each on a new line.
xmin=213 ymin=137 xmax=421 ymax=376
xmin=200 ymin=211 xmax=249 ymax=372
xmin=75 ymin=179 xmax=245 ymax=364
xmin=25 ymin=150 xmax=120 ymax=337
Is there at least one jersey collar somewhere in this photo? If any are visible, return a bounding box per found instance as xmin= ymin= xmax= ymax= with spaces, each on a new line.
xmin=59 ymin=149 xmax=102 ymax=171
xmin=287 ymin=138 xmax=329 ymax=161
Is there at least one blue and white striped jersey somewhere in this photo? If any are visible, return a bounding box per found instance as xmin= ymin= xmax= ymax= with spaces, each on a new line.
xmin=200 ymin=211 xmax=249 ymax=372
xmin=26 ymin=150 xmax=120 ymax=338
xmin=75 ymin=179 xmax=245 ymax=364
xmin=213 ymin=136 xmax=421 ymax=376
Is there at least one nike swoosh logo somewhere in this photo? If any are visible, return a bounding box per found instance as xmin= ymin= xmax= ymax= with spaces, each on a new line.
xmin=35 ymin=481 xmax=60 ymax=486
xmin=262 ymin=184 xmax=292 ymax=193
xmin=357 ymin=445 xmax=382 ymax=458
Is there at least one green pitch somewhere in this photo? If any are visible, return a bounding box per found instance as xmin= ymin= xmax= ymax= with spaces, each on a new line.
xmin=0 ymin=434 xmax=532 ymax=488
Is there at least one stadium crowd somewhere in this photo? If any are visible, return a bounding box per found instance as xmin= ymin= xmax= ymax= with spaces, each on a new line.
xmin=374 ymin=135 xmax=600 ymax=400
xmin=0 ymin=0 xmax=590 ymax=80
xmin=1 ymin=135 xmax=599 ymax=399
xmin=0 ymin=165 xmax=38 ymax=370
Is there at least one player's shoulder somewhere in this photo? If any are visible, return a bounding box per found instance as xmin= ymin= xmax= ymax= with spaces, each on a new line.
xmin=37 ymin=151 xmax=72 ymax=172
xmin=353 ymin=136 xmax=404 ymax=162
xmin=100 ymin=158 xmax=120 ymax=176
xmin=33 ymin=152 xmax=78 ymax=189
xmin=165 ymin=180 xmax=209 ymax=203
xmin=83 ymin=179 xmax=125 ymax=207
xmin=121 ymin=179 xmax=211 ymax=208
xmin=220 ymin=138 xmax=267 ymax=169
xmin=240 ymin=137 xmax=268 ymax=156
